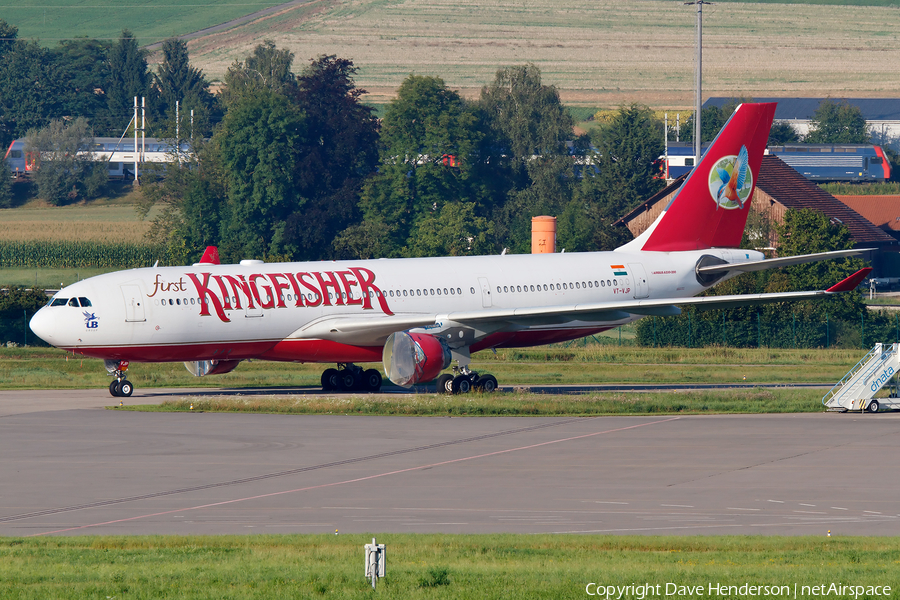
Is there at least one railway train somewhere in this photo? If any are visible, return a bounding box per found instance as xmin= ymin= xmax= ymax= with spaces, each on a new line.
xmin=4 ymin=137 xmax=192 ymax=179
xmin=662 ymin=142 xmax=891 ymax=182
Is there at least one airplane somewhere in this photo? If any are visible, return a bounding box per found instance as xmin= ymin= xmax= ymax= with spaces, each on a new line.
xmin=29 ymin=102 xmax=871 ymax=397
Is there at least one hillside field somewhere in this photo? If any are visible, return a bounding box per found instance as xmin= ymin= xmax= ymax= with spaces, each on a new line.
xmin=7 ymin=0 xmax=900 ymax=107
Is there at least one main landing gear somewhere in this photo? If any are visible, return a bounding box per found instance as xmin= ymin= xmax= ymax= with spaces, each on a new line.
xmin=107 ymin=360 xmax=134 ymax=397
xmin=321 ymin=363 xmax=383 ymax=392
xmin=435 ymin=366 xmax=498 ymax=395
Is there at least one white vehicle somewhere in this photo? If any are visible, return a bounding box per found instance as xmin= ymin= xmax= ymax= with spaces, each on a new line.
xmin=29 ymin=103 xmax=870 ymax=396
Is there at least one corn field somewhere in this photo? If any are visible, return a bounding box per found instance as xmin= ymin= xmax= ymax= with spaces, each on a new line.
xmin=0 ymin=241 xmax=170 ymax=269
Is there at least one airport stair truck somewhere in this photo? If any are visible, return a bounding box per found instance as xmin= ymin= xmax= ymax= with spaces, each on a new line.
xmin=823 ymin=343 xmax=900 ymax=412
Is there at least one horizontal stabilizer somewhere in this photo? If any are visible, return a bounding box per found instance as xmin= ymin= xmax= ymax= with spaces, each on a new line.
xmin=825 ymin=267 xmax=872 ymax=293
xmin=697 ymin=248 xmax=873 ymax=275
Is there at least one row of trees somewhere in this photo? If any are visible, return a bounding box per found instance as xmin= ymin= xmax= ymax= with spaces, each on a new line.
xmin=0 ymin=19 xmax=217 ymax=146
xmin=683 ymin=98 xmax=874 ymax=146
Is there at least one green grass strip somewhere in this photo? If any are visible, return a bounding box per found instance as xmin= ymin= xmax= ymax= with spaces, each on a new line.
xmin=1 ymin=534 xmax=898 ymax=599
xmin=122 ymin=388 xmax=823 ymax=416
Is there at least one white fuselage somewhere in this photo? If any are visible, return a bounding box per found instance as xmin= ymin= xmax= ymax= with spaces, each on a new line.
xmin=29 ymin=248 xmax=762 ymax=363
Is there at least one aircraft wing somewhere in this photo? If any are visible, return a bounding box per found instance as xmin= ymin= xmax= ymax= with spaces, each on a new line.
xmin=697 ymin=248 xmax=872 ymax=275
xmin=289 ymin=268 xmax=871 ymax=346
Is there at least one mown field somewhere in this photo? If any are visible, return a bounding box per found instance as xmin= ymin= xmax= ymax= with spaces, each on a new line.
xmin=2 ymin=535 xmax=898 ymax=599
xmin=7 ymin=1 xmax=899 ymax=107
xmin=184 ymin=0 xmax=900 ymax=106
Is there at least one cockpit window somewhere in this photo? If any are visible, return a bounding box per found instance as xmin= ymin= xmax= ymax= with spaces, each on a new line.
xmin=68 ymin=298 xmax=79 ymax=307
xmin=78 ymin=297 xmax=91 ymax=307
xmin=50 ymin=298 xmax=68 ymax=307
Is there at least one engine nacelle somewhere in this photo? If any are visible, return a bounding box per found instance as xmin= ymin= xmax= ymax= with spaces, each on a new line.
xmin=184 ymin=359 xmax=242 ymax=377
xmin=383 ymin=331 xmax=451 ymax=388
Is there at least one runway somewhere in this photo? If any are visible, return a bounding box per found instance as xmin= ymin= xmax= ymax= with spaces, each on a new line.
xmin=2 ymin=389 xmax=900 ymax=537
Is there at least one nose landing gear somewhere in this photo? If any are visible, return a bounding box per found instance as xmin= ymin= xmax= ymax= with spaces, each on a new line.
xmin=106 ymin=360 xmax=134 ymax=397
xmin=435 ymin=366 xmax=498 ymax=394
xmin=321 ymin=363 xmax=383 ymax=392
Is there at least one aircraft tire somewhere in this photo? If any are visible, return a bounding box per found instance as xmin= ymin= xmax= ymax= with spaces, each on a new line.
xmin=435 ymin=374 xmax=453 ymax=395
xmin=452 ymin=375 xmax=471 ymax=395
xmin=338 ymin=369 xmax=356 ymax=391
xmin=109 ymin=380 xmax=121 ymax=397
xmin=119 ymin=380 xmax=134 ymax=397
xmin=476 ymin=374 xmax=498 ymax=393
xmin=321 ymin=368 xmax=339 ymax=391
xmin=363 ymin=369 xmax=382 ymax=392
xmin=868 ymin=400 xmax=880 ymax=413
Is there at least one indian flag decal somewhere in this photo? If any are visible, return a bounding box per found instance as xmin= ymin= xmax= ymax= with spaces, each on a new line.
xmin=610 ymin=265 xmax=628 ymax=276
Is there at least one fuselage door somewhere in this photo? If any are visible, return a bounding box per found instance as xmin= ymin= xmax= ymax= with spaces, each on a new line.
xmin=121 ymin=285 xmax=146 ymax=322
xmin=628 ymin=263 xmax=650 ymax=299
xmin=478 ymin=277 xmax=492 ymax=308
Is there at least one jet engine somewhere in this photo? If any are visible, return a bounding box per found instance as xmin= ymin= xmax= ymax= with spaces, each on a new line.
xmin=382 ymin=331 xmax=451 ymax=388
xmin=184 ymin=359 xmax=242 ymax=377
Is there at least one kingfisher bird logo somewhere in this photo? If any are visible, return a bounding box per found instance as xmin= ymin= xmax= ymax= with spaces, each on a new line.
xmin=708 ymin=145 xmax=752 ymax=210
xmin=83 ymin=311 xmax=98 ymax=329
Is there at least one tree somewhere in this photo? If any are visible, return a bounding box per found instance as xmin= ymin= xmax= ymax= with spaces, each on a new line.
xmin=560 ymin=104 xmax=665 ymax=252
xmin=214 ymin=89 xmax=307 ymax=261
xmin=219 ymin=41 xmax=297 ymax=107
xmin=105 ymin=30 xmax=152 ymax=135
xmin=768 ymin=121 xmax=800 ymax=145
xmin=406 ymin=202 xmax=495 ymax=257
xmin=805 ymin=99 xmax=869 ymax=144
xmin=0 ymin=41 xmax=62 ymax=146
xmin=0 ymin=18 xmax=18 ymax=57
xmin=25 ymin=117 xmax=93 ymax=205
xmin=51 ymin=38 xmax=113 ymax=128
xmin=0 ymin=160 xmax=13 ymax=208
xmin=353 ymin=75 xmax=487 ymax=257
xmin=154 ymin=38 xmax=218 ymax=137
xmin=479 ymin=65 xmax=576 ymax=252
xmin=279 ymin=55 xmax=379 ymax=260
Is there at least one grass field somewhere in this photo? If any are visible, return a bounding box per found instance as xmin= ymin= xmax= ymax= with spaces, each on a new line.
xmin=182 ymin=0 xmax=900 ymax=106
xmin=6 ymin=1 xmax=898 ymax=107
xmin=1 ymin=534 xmax=897 ymax=599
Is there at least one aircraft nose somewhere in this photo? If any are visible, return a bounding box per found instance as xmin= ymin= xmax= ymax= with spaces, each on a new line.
xmin=29 ymin=307 xmax=55 ymax=344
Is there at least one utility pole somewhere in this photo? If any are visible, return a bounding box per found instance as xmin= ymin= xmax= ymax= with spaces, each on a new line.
xmin=685 ymin=1 xmax=712 ymax=164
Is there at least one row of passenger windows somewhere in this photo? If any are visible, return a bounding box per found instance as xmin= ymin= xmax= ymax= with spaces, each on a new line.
xmin=497 ymin=279 xmax=619 ymax=294
xmin=153 ymin=279 xmax=623 ymax=308
xmin=49 ymin=297 xmax=92 ymax=307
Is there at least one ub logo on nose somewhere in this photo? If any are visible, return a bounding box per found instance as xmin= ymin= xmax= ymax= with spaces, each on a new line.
xmin=83 ymin=311 xmax=99 ymax=329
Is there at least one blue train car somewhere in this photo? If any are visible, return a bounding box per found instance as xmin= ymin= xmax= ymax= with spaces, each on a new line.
xmin=767 ymin=144 xmax=890 ymax=182
xmin=661 ymin=142 xmax=891 ymax=182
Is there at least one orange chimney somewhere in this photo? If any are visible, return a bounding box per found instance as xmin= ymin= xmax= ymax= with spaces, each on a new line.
xmin=531 ymin=216 xmax=557 ymax=254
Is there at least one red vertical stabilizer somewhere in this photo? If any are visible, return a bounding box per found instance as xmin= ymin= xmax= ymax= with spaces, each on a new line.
xmin=198 ymin=246 xmax=221 ymax=265
xmin=637 ymin=102 xmax=776 ymax=252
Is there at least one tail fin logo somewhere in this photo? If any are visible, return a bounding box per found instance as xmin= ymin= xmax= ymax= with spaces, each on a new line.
xmin=708 ymin=145 xmax=751 ymax=210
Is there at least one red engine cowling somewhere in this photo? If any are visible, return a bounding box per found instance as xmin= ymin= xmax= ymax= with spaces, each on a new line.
xmin=383 ymin=331 xmax=451 ymax=388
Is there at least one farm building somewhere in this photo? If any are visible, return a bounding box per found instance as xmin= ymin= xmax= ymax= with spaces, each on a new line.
xmin=703 ymin=98 xmax=900 ymax=150
xmin=614 ymin=154 xmax=900 ymax=276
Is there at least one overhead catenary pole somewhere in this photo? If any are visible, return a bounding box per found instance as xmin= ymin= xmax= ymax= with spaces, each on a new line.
xmin=133 ymin=97 xmax=139 ymax=184
xmin=685 ymin=1 xmax=711 ymax=164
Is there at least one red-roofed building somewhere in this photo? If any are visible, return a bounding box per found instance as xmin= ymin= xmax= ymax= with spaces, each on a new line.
xmin=833 ymin=195 xmax=900 ymax=236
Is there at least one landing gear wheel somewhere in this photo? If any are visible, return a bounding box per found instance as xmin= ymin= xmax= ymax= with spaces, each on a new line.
xmin=321 ymin=368 xmax=339 ymax=391
xmin=435 ymin=374 xmax=454 ymax=395
xmin=363 ymin=369 xmax=382 ymax=392
xmin=109 ymin=380 xmax=121 ymax=397
xmin=476 ymin=374 xmax=498 ymax=393
xmin=868 ymin=399 xmax=880 ymax=413
xmin=339 ymin=369 xmax=357 ymax=391
xmin=118 ymin=380 xmax=134 ymax=397
xmin=452 ymin=375 xmax=472 ymax=394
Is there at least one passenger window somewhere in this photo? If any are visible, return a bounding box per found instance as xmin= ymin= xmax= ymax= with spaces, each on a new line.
xmin=417 ymin=289 xmax=421 ymax=296
xmin=601 ymin=280 xmax=605 ymax=287
xmin=530 ymin=285 xmax=535 ymax=292
xmin=613 ymin=279 xmax=617 ymax=286
xmin=457 ymin=288 xmax=462 ymax=295
xmin=543 ymin=284 xmax=548 ymax=291
xmin=607 ymin=279 xmax=611 ymax=286
xmin=176 ymin=298 xmax=181 ymax=305
xmin=51 ymin=298 xmax=68 ymax=307
xmin=78 ymin=297 xmax=91 ymax=306
xmin=563 ymin=283 xmax=567 ymax=290
xmin=470 ymin=287 xmax=475 ymax=294
xmin=516 ymin=286 xmax=521 ymax=292
xmin=169 ymin=299 xmax=174 ymax=305
xmin=443 ymin=288 xmax=448 ymax=295
xmin=576 ymin=282 xmax=580 ymax=289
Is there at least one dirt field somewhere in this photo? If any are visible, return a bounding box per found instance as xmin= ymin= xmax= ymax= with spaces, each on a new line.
xmin=180 ymin=0 xmax=900 ymax=107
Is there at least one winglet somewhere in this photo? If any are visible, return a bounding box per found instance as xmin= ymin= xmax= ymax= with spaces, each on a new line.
xmin=826 ymin=268 xmax=872 ymax=293
xmin=198 ymin=246 xmax=221 ymax=265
